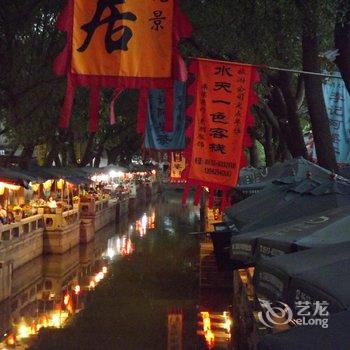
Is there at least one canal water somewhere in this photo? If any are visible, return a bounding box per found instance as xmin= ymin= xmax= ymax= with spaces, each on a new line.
xmin=0 ymin=190 xmax=233 ymax=350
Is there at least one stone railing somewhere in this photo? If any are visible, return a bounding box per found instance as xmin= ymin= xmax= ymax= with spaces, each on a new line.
xmin=0 ymin=214 xmax=44 ymax=243
xmin=80 ymin=198 xmax=111 ymax=217
xmin=95 ymin=198 xmax=109 ymax=213
xmin=43 ymin=208 xmax=80 ymax=232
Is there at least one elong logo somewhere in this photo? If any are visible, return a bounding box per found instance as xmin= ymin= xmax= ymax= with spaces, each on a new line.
xmin=258 ymin=299 xmax=329 ymax=329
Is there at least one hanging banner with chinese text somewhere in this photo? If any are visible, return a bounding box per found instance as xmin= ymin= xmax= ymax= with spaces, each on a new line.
xmin=54 ymin=0 xmax=192 ymax=133
xmin=183 ymin=58 xmax=260 ymax=208
xmin=170 ymin=152 xmax=186 ymax=183
xmin=144 ymin=81 xmax=186 ymax=151
xmin=312 ymin=72 xmax=350 ymax=165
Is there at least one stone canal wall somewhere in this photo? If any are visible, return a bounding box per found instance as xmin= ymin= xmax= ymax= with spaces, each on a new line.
xmin=0 ymin=194 xmax=134 ymax=285
xmin=80 ymin=199 xmax=118 ymax=232
xmin=0 ymin=215 xmax=44 ymax=270
xmin=43 ymin=208 xmax=81 ymax=255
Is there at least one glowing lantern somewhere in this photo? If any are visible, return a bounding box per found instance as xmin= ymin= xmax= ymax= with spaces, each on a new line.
xmin=74 ymin=285 xmax=81 ymax=295
xmin=56 ymin=179 xmax=64 ymax=190
xmin=102 ymin=266 xmax=107 ymax=274
xmin=43 ymin=180 xmax=53 ymax=191
xmin=30 ymin=182 xmax=40 ymax=192
xmin=0 ymin=183 xmax=4 ymax=196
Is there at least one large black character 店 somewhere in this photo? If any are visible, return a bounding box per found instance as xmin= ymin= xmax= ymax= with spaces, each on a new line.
xmin=78 ymin=0 xmax=137 ymax=53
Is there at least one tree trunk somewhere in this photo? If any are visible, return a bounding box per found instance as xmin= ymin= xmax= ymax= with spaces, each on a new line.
xmin=248 ymin=140 xmax=258 ymax=167
xmin=19 ymin=145 xmax=34 ymax=169
xmin=67 ymin=131 xmax=79 ymax=167
xmin=269 ymin=86 xmax=300 ymax=158
xmin=44 ymin=141 xmax=60 ymax=167
xmin=274 ymin=72 xmax=308 ymax=158
xmin=79 ymin=133 xmax=96 ymax=167
xmin=301 ymin=27 xmax=337 ymax=170
xmin=263 ymin=123 xmax=274 ymax=167
xmin=334 ymin=3 xmax=350 ymax=95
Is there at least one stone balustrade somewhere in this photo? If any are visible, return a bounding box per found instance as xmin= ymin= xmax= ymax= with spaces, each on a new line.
xmin=80 ymin=198 xmax=117 ymax=232
xmin=0 ymin=215 xmax=44 ymax=271
xmin=43 ymin=209 xmax=81 ymax=255
xmin=43 ymin=208 xmax=80 ymax=232
xmin=0 ymin=215 xmax=44 ymax=242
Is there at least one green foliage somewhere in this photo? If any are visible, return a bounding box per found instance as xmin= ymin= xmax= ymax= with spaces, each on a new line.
xmin=0 ymin=0 xmax=142 ymax=165
xmin=0 ymin=0 xmax=347 ymax=167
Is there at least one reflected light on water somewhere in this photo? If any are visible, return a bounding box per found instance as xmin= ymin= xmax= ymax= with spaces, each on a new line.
xmin=3 ymin=202 xmax=199 ymax=349
xmin=74 ymin=285 xmax=81 ymax=295
xmin=135 ymin=210 xmax=156 ymax=236
xmin=201 ymin=312 xmax=215 ymax=349
xmin=14 ymin=310 xmax=70 ymax=342
xmin=223 ymin=311 xmax=232 ymax=333
xmin=199 ymin=311 xmax=233 ymax=349
xmin=105 ymin=236 xmax=135 ymax=259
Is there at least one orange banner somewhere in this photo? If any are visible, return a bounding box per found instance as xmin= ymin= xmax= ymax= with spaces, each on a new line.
xmin=184 ymin=58 xmax=259 ymax=206
xmin=72 ymin=0 xmax=173 ymax=78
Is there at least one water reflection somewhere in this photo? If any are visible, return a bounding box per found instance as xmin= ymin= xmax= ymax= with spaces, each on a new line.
xmin=134 ymin=208 xmax=156 ymax=237
xmin=0 ymin=192 xmax=226 ymax=350
xmin=0 ymin=207 xmax=160 ymax=349
xmin=198 ymin=311 xmax=233 ymax=349
xmin=104 ymin=236 xmax=135 ymax=259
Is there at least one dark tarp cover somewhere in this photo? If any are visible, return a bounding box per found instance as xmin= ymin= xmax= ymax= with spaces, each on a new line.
xmin=237 ymin=157 xmax=333 ymax=193
xmin=253 ymin=242 xmax=350 ymax=312
xmin=225 ymin=173 xmax=350 ymax=232
xmin=258 ymin=310 xmax=350 ymax=350
xmin=254 ymin=205 xmax=350 ymax=260
xmin=231 ymin=206 xmax=350 ymax=269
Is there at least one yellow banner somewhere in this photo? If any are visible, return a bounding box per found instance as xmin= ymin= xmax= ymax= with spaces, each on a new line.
xmin=72 ymin=0 xmax=174 ymax=78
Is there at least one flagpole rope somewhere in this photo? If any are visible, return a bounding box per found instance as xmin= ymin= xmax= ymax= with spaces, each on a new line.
xmin=265 ymin=65 xmax=342 ymax=79
xmin=189 ymin=57 xmax=343 ymax=79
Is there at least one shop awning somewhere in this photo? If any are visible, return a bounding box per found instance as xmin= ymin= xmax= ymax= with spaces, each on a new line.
xmin=0 ymin=167 xmax=35 ymax=187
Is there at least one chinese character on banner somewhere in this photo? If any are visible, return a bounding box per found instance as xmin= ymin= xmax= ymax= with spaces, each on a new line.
xmin=144 ymin=81 xmax=186 ymax=151
xmin=312 ymin=72 xmax=350 ymax=166
xmin=182 ymin=58 xmax=260 ymax=209
xmin=54 ymin=0 xmax=192 ymax=133
xmin=170 ymin=152 xmax=186 ymax=183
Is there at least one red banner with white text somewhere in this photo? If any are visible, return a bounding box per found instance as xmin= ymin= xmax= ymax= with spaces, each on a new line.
xmin=183 ymin=58 xmax=260 ymax=208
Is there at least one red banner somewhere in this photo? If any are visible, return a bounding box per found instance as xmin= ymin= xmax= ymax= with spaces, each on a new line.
xmin=54 ymin=0 xmax=191 ymax=133
xmin=183 ymin=58 xmax=260 ymax=208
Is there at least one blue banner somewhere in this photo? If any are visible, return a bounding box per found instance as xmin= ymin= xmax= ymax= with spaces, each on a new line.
xmin=322 ymin=72 xmax=350 ymax=164
xmin=144 ymin=81 xmax=186 ymax=150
